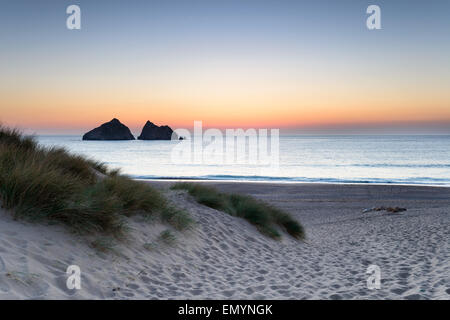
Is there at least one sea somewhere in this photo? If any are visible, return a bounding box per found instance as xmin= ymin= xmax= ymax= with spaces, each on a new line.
xmin=37 ymin=135 xmax=450 ymax=186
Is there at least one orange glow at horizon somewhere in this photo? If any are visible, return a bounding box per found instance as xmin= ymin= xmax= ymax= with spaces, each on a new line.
xmin=2 ymin=61 xmax=450 ymax=133
xmin=2 ymin=85 xmax=450 ymax=133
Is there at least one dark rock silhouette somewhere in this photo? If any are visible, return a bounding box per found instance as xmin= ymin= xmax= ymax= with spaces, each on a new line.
xmin=138 ymin=121 xmax=177 ymax=140
xmin=82 ymin=118 xmax=135 ymax=140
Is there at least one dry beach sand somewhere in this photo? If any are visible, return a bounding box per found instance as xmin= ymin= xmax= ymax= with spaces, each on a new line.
xmin=0 ymin=182 xmax=449 ymax=299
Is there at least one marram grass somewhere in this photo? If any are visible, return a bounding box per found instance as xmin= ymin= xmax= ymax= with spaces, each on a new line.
xmin=0 ymin=125 xmax=193 ymax=236
xmin=171 ymin=182 xmax=304 ymax=240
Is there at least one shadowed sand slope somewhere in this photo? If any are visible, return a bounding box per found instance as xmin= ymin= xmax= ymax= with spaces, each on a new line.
xmin=0 ymin=183 xmax=449 ymax=299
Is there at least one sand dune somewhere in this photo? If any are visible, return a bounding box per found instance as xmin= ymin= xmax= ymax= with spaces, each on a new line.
xmin=0 ymin=183 xmax=449 ymax=299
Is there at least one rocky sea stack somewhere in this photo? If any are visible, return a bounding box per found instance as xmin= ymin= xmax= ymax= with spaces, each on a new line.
xmin=138 ymin=121 xmax=177 ymax=140
xmin=82 ymin=118 xmax=135 ymax=140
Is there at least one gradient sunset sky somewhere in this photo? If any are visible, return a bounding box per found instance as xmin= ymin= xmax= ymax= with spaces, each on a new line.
xmin=1 ymin=0 xmax=449 ymax=134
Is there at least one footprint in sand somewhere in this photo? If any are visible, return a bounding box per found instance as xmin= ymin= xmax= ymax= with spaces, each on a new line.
xmin=2 ymin=230 xmax=18 ymax=237
xmin=172 ymin=272 xmax=187 ymax=279
xmin=0 ymin=256 xmax=5 ymax=272
xmin=222 ymin=290 xmax=235 ymax=298
xmin=245 ymin=287 xmax=254 ymax=295
xmin=391 ymin=287 xmax=407 ymax=295
xmin=190 ymin=289 xmax=203 ymax=296
xmin=11 ymin=238 xmax=28 ymax=249
xmin=122 ymin=291 xmax=135 ymax=298
xmin=126 ymin=283 xmax=139 ymax=290
xmin=398 ymin=272 xmax=410 ymax=279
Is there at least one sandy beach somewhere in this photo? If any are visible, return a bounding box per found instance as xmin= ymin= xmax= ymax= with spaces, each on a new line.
xmin=0 ymin=182 xmax=449 ymax=299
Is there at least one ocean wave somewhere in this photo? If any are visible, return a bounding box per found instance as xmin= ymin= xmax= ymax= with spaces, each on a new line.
xmin=131 ymin=174 xmax=450 ymax=186
xmin=281 ymin=163 xmax=450 ymax=169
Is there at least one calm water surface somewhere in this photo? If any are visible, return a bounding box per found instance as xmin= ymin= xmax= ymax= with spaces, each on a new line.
xmin=37 ymin=135 xmax=450 ymax=186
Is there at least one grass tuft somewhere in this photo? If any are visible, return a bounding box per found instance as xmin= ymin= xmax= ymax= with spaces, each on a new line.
xmin=160 ymin=205 xmax=194 ymax=231
xmin=101 ymin=175 xmax=167 ymax=215
xmin=90 ymin=237 xmax=117 ymax=253
xmin=158 ymin=229 xmax=177 ymax=246
xmin=171 ymin=182 xmax=304 ymax=239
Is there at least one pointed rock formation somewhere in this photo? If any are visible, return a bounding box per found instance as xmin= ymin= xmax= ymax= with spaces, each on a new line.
xmin=82 ymin=118 xmax=135 ymax=140
xmin=138 ymin=121 xmax=177 ymax=140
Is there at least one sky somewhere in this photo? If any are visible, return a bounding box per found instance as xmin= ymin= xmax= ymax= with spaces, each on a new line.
xmin=0 ymin=0 xmax=449 ymax=134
